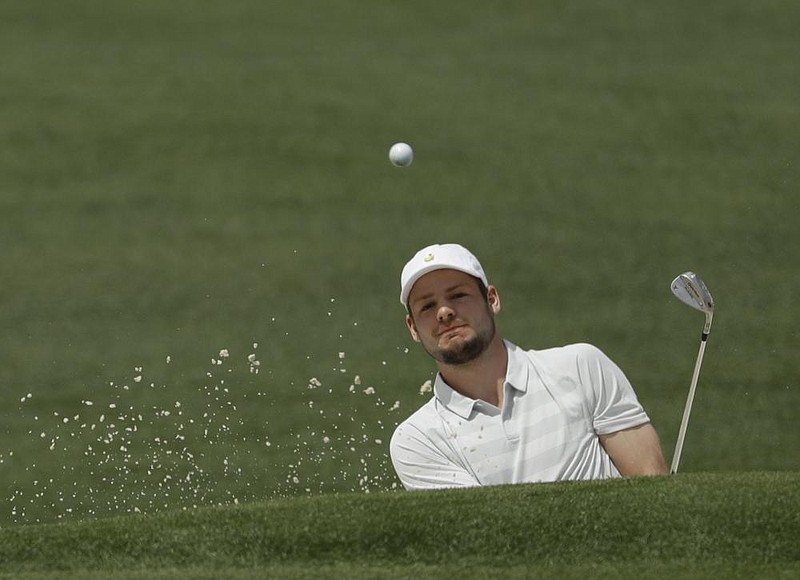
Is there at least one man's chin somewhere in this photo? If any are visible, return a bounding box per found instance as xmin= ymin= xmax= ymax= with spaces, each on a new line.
xmin=435 ymin=337 xmax=485 ymax=366
xmin=438 ymin=331 xmax=470 ymax=349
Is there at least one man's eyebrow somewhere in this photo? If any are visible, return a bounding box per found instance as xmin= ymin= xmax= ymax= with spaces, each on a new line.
xmin=410 ymin=282 xmax=473 ymax=307
xmin=409 ymin=291 xmax=434 ymax=307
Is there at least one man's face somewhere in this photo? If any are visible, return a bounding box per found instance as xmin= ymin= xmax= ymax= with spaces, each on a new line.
xmin=405 ymin=269 xmax=500 ymax=365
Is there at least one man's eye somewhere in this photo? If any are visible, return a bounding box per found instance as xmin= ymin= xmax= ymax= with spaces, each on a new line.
xmin=419 ymin=302 xmax=434 ymax=313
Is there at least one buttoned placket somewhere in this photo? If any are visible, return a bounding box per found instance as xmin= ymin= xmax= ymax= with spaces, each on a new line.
xmin=472 ymin=382 xmax=520 ymax=444
xmin=500 ymin=381 xmax=521 ymax=444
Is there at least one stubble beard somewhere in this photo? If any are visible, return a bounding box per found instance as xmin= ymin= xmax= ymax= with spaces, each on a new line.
xmin=428 ymin=317 xmax=496 ymax=366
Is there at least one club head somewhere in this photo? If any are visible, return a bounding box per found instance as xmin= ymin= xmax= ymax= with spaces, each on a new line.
xmin=671 ymin=272 xmax=714 ymax=333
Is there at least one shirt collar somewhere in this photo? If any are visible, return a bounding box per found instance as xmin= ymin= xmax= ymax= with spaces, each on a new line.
xmin=433 ymin=340 xmax=529 ymax=419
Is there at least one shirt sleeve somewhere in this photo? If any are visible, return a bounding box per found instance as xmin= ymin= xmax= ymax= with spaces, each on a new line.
xmin=390 ymin=420 xmax=480 ymax=491
xmin=573 ymin=343 xmax=651 ymax=435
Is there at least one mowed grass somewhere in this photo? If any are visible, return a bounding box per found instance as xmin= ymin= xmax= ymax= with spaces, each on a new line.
xmin=0 ymin=0 xmax=798 ymax=530
xmin=1 ymin=473 xmax=799 ymax=579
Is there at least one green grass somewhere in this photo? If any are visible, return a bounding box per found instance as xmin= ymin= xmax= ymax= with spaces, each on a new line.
xmin=0 ymin=0 xmax=798 ymax=569
xmin=0 ymin=473 xmax=798 ymax=579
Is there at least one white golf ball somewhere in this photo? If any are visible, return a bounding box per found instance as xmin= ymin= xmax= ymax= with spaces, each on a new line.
xmin=389 ymin=142 xmax=413 ymax=167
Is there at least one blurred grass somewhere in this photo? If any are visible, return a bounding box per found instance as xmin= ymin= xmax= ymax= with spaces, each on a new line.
xmin=0 ymin=0 xmax=798 ymax=524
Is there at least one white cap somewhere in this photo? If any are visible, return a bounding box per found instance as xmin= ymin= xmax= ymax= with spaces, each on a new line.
xmin=400 ymin=243 xmax=488 ymax=307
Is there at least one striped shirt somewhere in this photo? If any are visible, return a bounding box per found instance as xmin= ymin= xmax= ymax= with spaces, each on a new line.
xmin=390 ymin=341 xmax=650 ymax=490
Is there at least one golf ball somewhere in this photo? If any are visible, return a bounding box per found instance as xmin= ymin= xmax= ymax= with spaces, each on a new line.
xmin=389 ymin=142 xmax=413 ymax=167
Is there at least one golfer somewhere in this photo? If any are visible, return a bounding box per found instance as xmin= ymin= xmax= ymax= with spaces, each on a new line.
xmin=390 ymin=243 xmax=668 ymax=490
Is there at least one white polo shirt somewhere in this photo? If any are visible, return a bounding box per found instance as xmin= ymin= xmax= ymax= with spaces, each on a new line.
xmin=390 ymin=341 xmax=651 ymax=490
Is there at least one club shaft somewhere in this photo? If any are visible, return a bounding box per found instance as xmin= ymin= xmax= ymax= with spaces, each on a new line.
xmin=670 ymin=333 xmax=709 ymax=474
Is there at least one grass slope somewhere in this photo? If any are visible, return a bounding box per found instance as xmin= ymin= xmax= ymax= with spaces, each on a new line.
xmin=1 ymin=472 xmax=798 ymax=579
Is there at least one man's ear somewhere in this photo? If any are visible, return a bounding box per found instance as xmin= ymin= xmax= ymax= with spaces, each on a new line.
xmin=487 ymin=285 xmax=501 ymax=315
xmin=405 ymin=314 xmax=421 ymax=342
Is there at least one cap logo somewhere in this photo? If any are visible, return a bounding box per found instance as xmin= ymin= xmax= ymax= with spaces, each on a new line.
xmin=423 ymin=254 xmax=434 ymax=262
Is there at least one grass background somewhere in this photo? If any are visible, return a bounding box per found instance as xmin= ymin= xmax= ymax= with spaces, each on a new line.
xmin=0 ymin=0 xmax=798 ymax=575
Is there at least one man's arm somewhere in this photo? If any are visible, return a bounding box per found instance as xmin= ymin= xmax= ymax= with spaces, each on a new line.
xmin=390 ymin=424 xmax=480 ymax=490
xmin=599 ymin=423 xmax=669 ymax=476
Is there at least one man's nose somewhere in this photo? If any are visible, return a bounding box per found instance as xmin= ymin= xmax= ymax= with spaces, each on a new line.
xmin=437 ymin=304 xmax=455 ymax=322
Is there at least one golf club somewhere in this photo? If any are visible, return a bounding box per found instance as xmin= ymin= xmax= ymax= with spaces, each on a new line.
xmin=670 ymin=272 xmax=714 ymax=474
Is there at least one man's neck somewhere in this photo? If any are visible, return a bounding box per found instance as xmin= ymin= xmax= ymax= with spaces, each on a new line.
xmin=438 ymin=336 xmax=509 ymax=408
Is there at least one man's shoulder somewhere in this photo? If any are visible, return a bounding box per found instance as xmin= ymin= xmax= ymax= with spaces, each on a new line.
xmin=516 ymin=342 xmax=606 ymax=367
xmin=391 ymin=395 xmax=438 ymax=438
